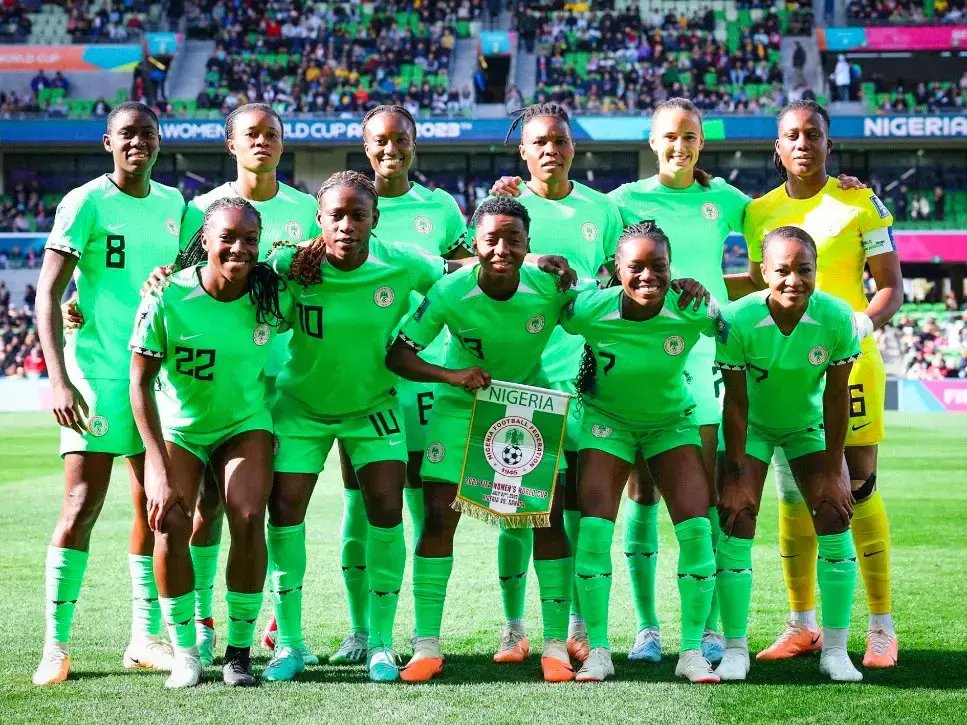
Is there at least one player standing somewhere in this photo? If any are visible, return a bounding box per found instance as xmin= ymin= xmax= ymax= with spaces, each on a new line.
xmin=129 ymin=198 xmax=289 ymax=687
xmin=32 ymin=102 xmax=184 ymax=684
xmin=743 ymin=101 xmax=903 ymax=668
xmin=563 ymin=222 xmax=719 ymax=684
xmin=386 ymin=196 xmax=581 ymax=683
xmin=715 ymin=226 xmax=863 ymax=682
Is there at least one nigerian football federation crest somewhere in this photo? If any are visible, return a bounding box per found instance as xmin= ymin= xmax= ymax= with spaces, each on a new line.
xmin=165 ymin=217 xmax=179 ymax=235
xmin=253 ymin=324 xmax=271 ymax=346
xmin=664 ymin=335 xmax=685 ymax=356
xmin=808 ymin=345 xmax=830 ymax=366
xmin=88 ymin=415 xmax=110 ymax=437
xmin=374 ymin=286 xmax=395 ymax=307
xmin=284 ymin=221 xmax=305 ymax=241
xmin=701 ymin=202 xmax=719 ymax=220
xmin=591 ymin=424 xmax=612 ymax=438
xmin=414 ymin=216 xmax=434 ymax=235
xmin=582 ymin=222 xmax=598 ymax=242
xmin=526 ymin=314 xmax=545 ymax=334
xmin=484 ymin=418 xmax=544 ymax=477
xmin=425 ymin=441 xmax=445 ymax=463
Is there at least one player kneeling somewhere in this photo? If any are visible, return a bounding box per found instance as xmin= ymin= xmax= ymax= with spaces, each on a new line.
xmin=565 ymin=222 xmax=720 ymax=684
xmin=386 ymin=197 xmax=580 ymax=684
xmin=130 ymin=198 xmax=289 ymax=687
xmin=715 ymin=226 xmax=862 ymax=683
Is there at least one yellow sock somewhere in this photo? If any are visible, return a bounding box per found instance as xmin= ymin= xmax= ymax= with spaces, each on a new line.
xmin=850 ymin=488 xmax=891 ymax=614
xmin=778 ymin=500 xmax=817 ymax=612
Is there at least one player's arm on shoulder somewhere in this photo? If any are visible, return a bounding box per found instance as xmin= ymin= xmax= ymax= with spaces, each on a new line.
xmin=264 ymin=240 xmax=300 ymax=276
xmin=36 ymin=247 xmax=88 ymax=432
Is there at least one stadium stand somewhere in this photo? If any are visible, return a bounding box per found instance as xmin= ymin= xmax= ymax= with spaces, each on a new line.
xmin=0 ymin=281 xmax=43 ymax=380
xmin=882 ymin=305 xmax=967 ymax=379
xmin=847 ymin=0 xmax=967 ymax=23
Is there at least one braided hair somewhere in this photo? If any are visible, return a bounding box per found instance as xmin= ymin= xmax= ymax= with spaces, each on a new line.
xmin=224 ymin=102 xmax=284 ymax=142
xmin=176 ymin=197 xmax=285 ymax=327
xmin=772 ymin=100 xmax=831 ymax=181
xmin=575 ymin=220 xmax=673 ymax=405
xmin=504 ymin=102 xmax=572 ymax=144
xmin=651 ymin=98 xmax=712 ymax=188
xmin=362 ymin=104 xmax=418 ymax=140
xmin=287 ymin=171 xmax=379 ymax=286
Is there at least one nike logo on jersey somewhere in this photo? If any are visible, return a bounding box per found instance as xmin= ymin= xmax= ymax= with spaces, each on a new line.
xmin=107 ymin=223 xmax=125 ymax=232
xmin=458 ymin=327 xmax=478 ymax=334
xmin=851 ymin=422 xmax=872 ymax=431
xmin=301 ymin=292 xmax=322 ymax=299
xmin=179 ymin=333 xmax=203 ymax=341
xmin=638 ymin=207 xmax=659 ymax=220
xmin=863 ymin=550 xmax=884 ymax=558
xmin=598 ymin=341 xmax=619 ymax=348
xmin=388 ymin=439 xmax=403 ymax=446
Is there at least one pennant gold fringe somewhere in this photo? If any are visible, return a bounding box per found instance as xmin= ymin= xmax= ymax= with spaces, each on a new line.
xmin=451 ymin=497 xmax=551 ymax=529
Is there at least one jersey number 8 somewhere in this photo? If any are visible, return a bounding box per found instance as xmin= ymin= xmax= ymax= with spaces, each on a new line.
xmin=106 ymin=235 xmax=125 ymax=269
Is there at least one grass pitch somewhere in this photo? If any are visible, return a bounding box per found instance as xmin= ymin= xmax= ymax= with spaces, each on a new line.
xmin=1 ymin=412 xmax=966 ymax=724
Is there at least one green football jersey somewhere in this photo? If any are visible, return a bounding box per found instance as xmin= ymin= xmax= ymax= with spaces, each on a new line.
xmin=46 ymin=175 xmax=184 ymax=381
xmin=561 ymin=286 xmax=721 ymax=427
xmin=609 ymin=175 xmax=749 ymax=364
xmin=375 ymin=183 xmax=467 ymax=256
xmin=267 ymin=237 xmax=446 ymax=417
xmin=129 ymin=265 xmax=292 ymax=433
xmin=513 ymin=181 xmax=624 ymax=383
xmin=715 ymin=290 xmax=861 ymax=432
xmin=180 ymin=181 xmax=320 ymax=259
xmin=399 ymin=264 xmax=579 ymax=410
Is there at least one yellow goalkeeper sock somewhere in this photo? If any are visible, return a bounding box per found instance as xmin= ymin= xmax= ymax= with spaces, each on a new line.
xmin=850 ymin=488 xmax=892 ymax=615
xmin=778 ymin=500 xmax=818 ymax=613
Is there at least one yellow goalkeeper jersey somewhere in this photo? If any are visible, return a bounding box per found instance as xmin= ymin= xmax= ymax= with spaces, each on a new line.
xmin=743 ymin=177 xmax=896 ymax=311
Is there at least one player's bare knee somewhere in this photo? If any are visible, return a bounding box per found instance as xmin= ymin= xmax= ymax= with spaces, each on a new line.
xmin=533 ymin=529 xmax=569 ymax=560
xmin=719 ymin=504 xmax=757 ymax=539
xmin=811 ymin=499 xmax=851 ymax=535
xmin=226 ymin=506 xmax=265 ymax=542
xmin=158 ymin=505 xmax=192 ymax=544
xmin=55 ymin=496 xmax=106 ymax=547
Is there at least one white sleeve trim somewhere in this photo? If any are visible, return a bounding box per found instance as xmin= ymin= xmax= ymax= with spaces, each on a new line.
xmin=130 ymin=345 xmax=164 ymax=358
xmin=44 ymin=241 xmax=81 ymax=258
xmin=829 ymin=352 xmax=861 ymax=367
xmin=716 ymin=361 xmax=746 ymax=371
xmin=862 ymin=226 xmax=895 ymax=258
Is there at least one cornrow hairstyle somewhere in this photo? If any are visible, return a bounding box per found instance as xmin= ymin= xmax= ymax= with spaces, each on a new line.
xmin=176 ymin=197 xmax=285 ymax=327
xmin=772 ymin=100 xmax=831 ymax=181
xmin=106 ymin=101 xmax=159 ymax=131
xmin=504 ymin=102 xmax=572 ymax=144
xmin=288 ymin=171 xmax=379 ymax=286
xmin=761 ymin=224 xmax=818 ymax=262
xmin=362 ymin=104 xmax=418 ymax=140
xmin=224 ymin=102 xmax=284 ymax=141
xmin=651 ymin=97 xmax=712 ymax=188
xmin=577 ymin=220 xmax=674 ymax=405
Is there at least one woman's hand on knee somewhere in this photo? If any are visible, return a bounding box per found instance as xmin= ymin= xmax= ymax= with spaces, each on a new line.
xmin=808 ymin=472 xmax=854 ymax=531
xmin=717 ymin=476 xmax=760 ymax=537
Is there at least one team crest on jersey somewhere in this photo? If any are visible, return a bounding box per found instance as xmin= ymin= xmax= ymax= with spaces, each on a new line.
xmin=526 ymin=314 xmax=546 ymax=333
xmin=374 ymin=286 xmax=395 ymax=307
xmin=165 ymin=217 xmax=179 ymax=235
xmin=701 ymin=202 xmax=719 ymax=220
xmin=582 ymin=222 xmax=598 ymax=242
xmin=425 ymin=441 xmax=446 ymax=463
xmin=664 ymin=335 xmax=685 ymax=355
xmin=484 ymin=418 xmax=544 ymax=477
xmin=284 ymin=221 xmax=305 ymax=241
xmin=253 ymin=324 xmax=271 ymax=346
xmin=414 ymin=216 xmax=434 ymax=235
xmin=591 ymin=424 xmax=612 ymax=438
xmin=88 ymin=415 xmax=110 ymax=437
xmin=808 ymin=345 xmax=830 ymax=366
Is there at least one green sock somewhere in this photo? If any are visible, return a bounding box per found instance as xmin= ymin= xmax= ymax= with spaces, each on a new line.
xmin=674 ymin=517 xmax=716 ymax=652
xmin=341 ymin=489 xmax=369 ymax=635
xmin=404 ymin=487 xmax=425 ymax=550
xmin=623 ymin=500 xmax=660 ymax=631
xmin=706 ymin=506 xmax=721 ymax=631
xmin=817 ymin=531 xmax=858 ymax=630
xmin=575 ymin=517 xmax=615 ymax=650
xmin=413 ymin=555 xmax=453 ymax=638
xmin=128 ymin=553 xmax=161 ymax=638
xmin=715 ymin=535 xmax=753 ymax=640
xmin=159 ymin=592 xmax=196 ymax=651
xmin=534 ymin=557 xmax=572 ymax=641
xmin=367 ymin=523 xmax=405 ymax=650
xmin=226 ymin=590 xmax=263 ymax=648
xmin=563 ymin=508 xmax=582 ymax=617
xmin=497 ymin=527 xmax=532 ymax=622
xmin=189 ymin=543 xmax=220 ymax=621
xmin=44 ymin=546 xmax=88 ymax=644
xmin=267 ymin=522 xmax=306 ymax=648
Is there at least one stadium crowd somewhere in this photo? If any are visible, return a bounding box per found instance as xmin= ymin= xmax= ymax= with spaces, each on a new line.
xmin=0 ymin=281 xmax=45 ymax=379
xmin=848 ymin=0 xmax=967 ymax=23
xmin=521 ymin=3 xmax=787 ymax=114
xmin=0 ymin=180 xmax=54 ymax=235
xmin=884 ymin=307 xmax=967 ymax=379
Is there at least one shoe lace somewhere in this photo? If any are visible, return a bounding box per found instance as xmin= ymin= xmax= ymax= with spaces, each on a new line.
xmin=635 ymin=628 xmax=659 ymax=647
xmin=226 ymin=651 xmax=250 ymax=675
xmin=42 ymin=646 xmax=67 ymax=665
xmin=339 ymin=633 xmax=366 ymax=654
xmin=777 ymin=619 xmax=807 ymax=642
xmin=868 ymin=628 xmax=891 ymax=655
xmin=500 ymin=628 xmax=526 ymax=650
